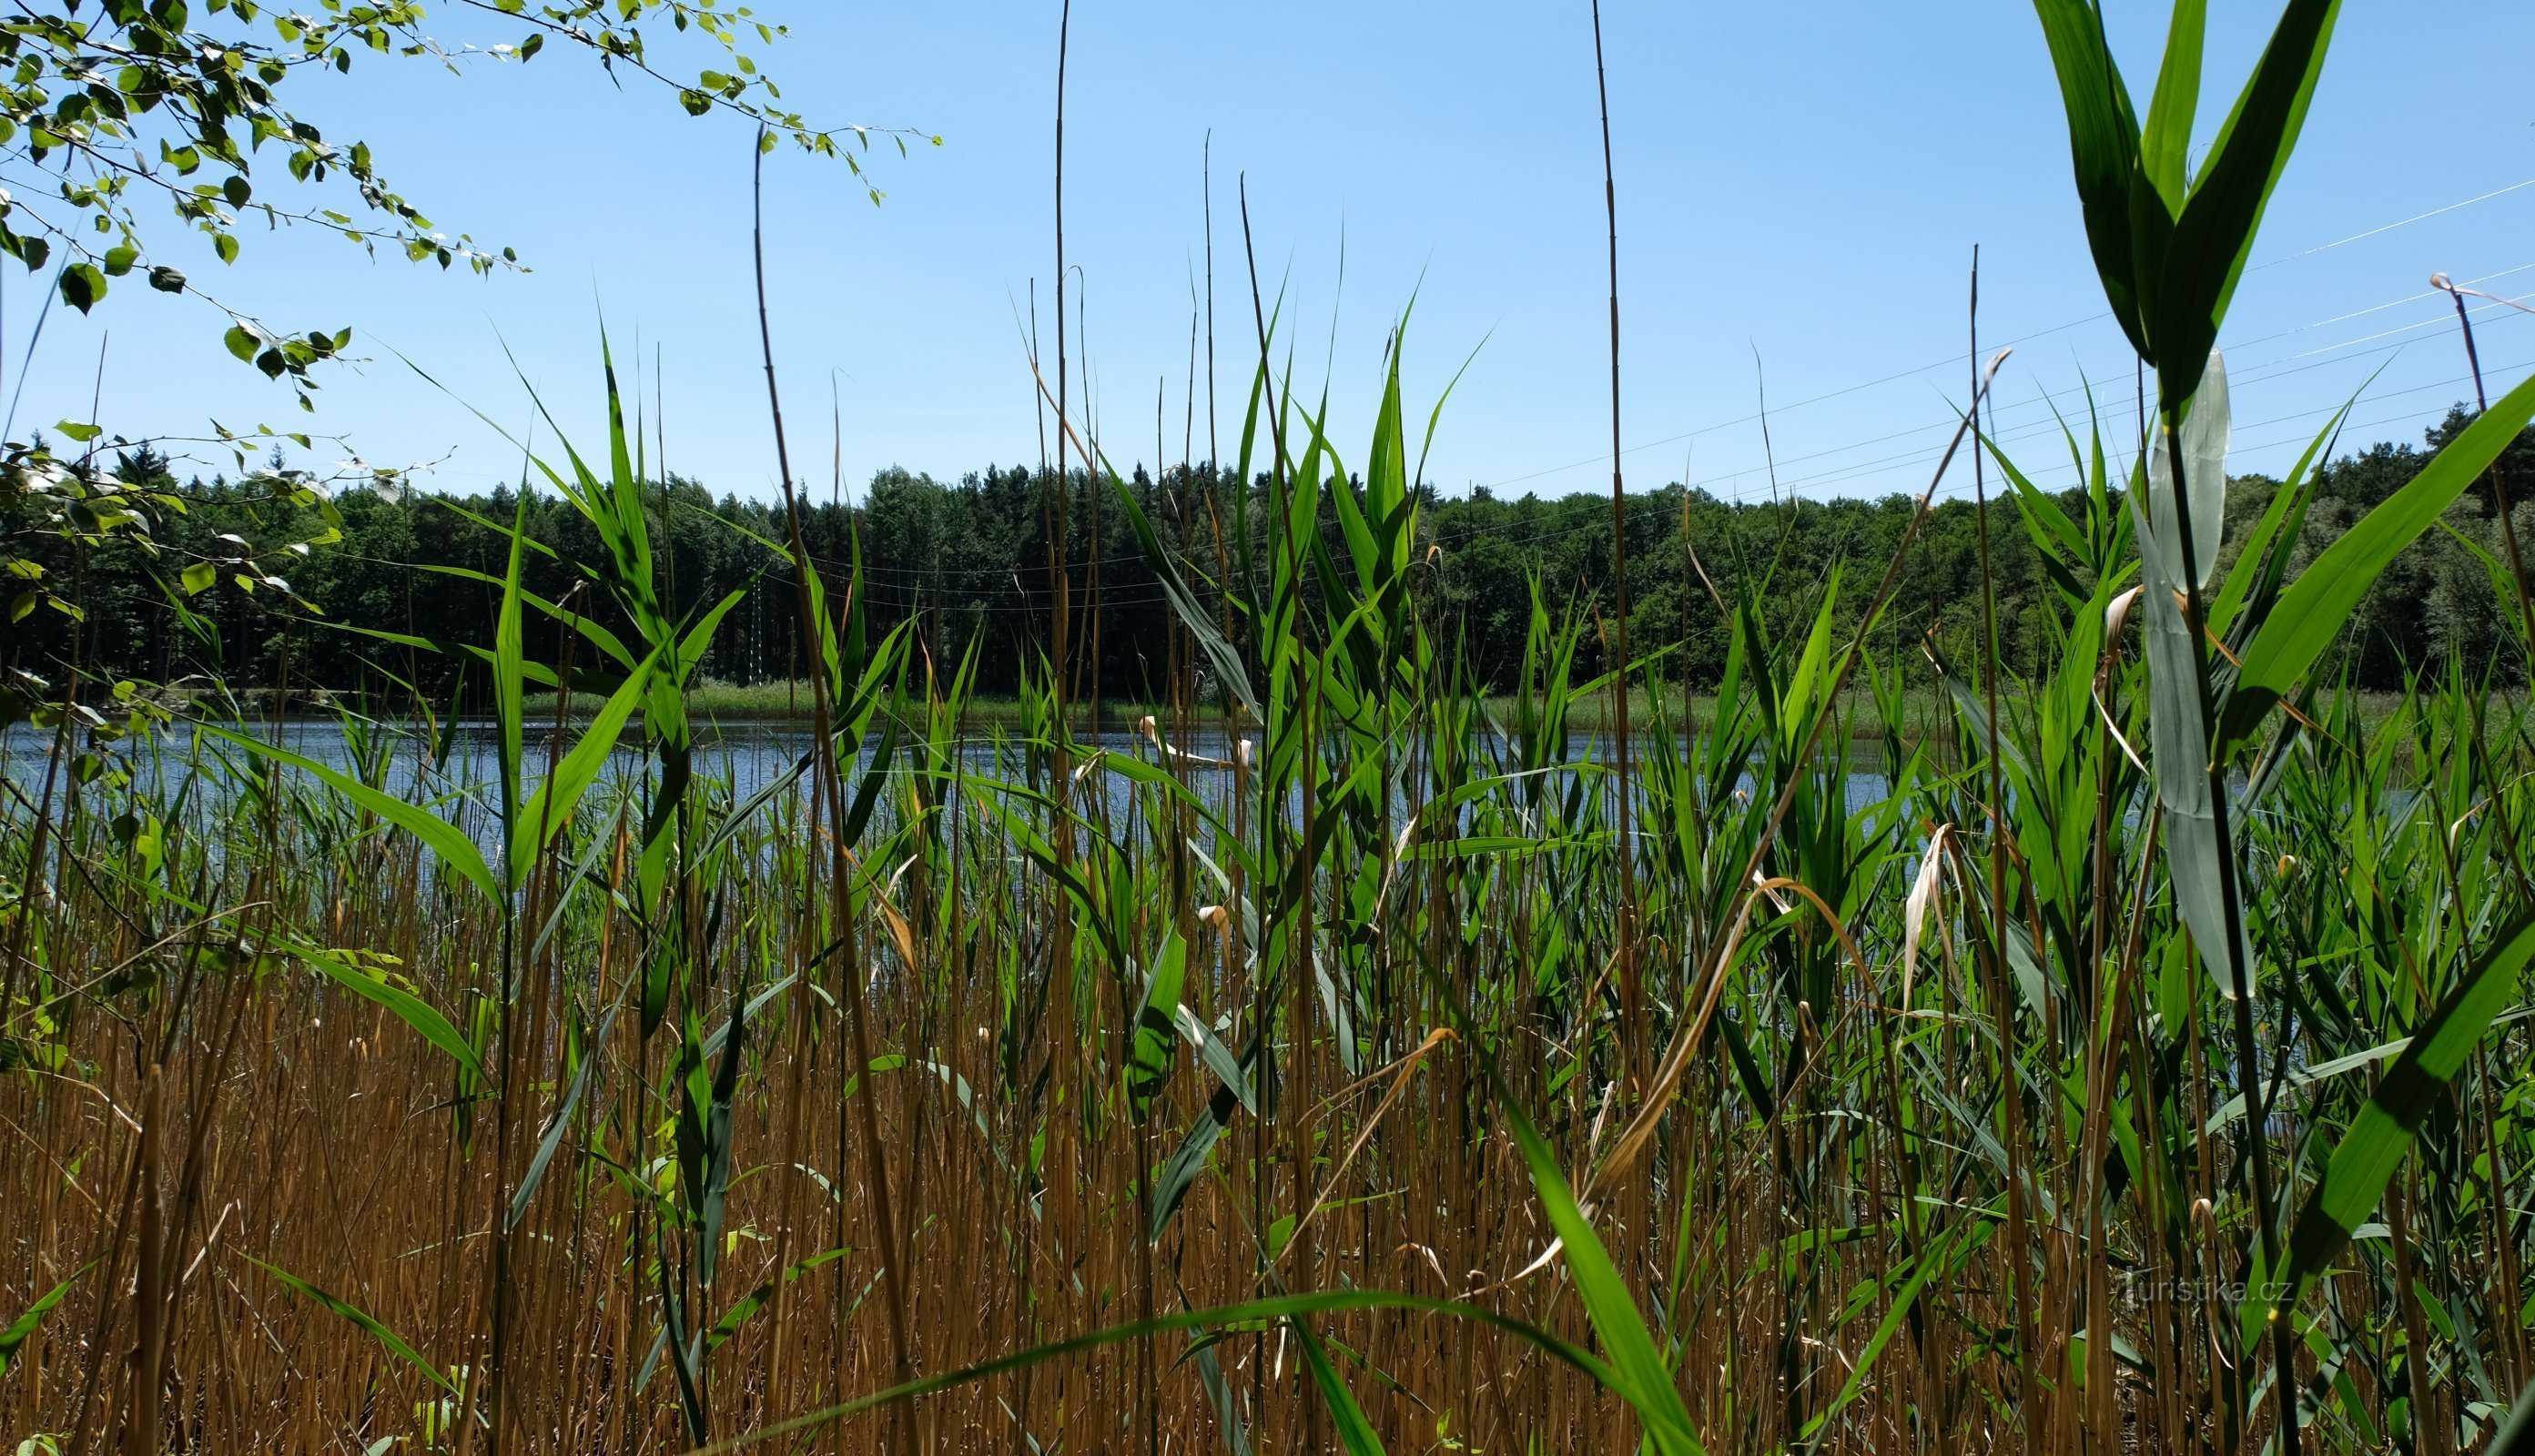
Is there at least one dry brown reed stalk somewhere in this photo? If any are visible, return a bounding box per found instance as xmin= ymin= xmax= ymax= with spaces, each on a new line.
xmin=0 ymin=749 xmax=2026 ymax=1454
xmin=1587 ymin=0 xmax=1639 ymax=1118
xmin=755 ymin=126 xmax=917 ymax=1456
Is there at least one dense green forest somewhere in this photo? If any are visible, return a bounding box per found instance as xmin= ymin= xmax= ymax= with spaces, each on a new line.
xmin=10 ymin=407 xmax=2531 ymax=705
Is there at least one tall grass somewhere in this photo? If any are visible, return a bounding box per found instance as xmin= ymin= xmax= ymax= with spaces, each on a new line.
xmin=9 ymin=4 xmax=2535 ymax=1454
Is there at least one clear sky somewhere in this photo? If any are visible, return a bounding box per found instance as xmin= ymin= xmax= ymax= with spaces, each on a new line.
xmin=8 ymin=2 xmax=2534 ymax=508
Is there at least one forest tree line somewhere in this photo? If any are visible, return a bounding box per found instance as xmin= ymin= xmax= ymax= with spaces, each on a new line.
xmin=8 ymin=408 xmax=2533 ymax=706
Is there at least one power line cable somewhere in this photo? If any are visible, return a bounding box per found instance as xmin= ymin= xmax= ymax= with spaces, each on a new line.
xmin=1472 ymin=179 xmax=2535 ymax=492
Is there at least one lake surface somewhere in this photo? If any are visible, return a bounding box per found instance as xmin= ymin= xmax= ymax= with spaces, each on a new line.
xmin=3 ymin=718 xmax=1902 ymax=823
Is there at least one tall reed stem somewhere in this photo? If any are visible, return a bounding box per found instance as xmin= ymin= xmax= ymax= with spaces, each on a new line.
xmin=755 ymin=128 xmax=918 ymax=1456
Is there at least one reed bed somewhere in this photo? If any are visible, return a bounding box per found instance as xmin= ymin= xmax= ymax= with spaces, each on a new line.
xmin=6 ymin=356 xmax=2534 ymax=1454
xmin=10 ymin=3 xmax=2535 ymax=1453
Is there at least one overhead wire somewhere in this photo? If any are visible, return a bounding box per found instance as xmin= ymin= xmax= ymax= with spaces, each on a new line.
xmin=599 ymin=185 xmax=2535 ymax=592
xmin=758 ymin=276 xmax=2535 ymax=585
xmin=1418 ymin=287 xmax=2532 ymax=538
xmin=1471 ymin=177 xmax=2535 ymax=493
xmin=1677 ymin=281 xmax=2535 ymax=502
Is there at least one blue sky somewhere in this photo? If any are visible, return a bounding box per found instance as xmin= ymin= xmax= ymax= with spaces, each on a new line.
xmin=9 ymin=2 xmax=2534 ymax=506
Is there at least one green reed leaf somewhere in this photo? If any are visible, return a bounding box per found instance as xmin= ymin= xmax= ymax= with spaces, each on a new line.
xmin=200 ymin=724 xmax=497 ymax=908
xmin=2029 ymin=0 xmax=2148 ymax=354
xmin=2209 ymin=396 xmax=2347 ymax=638
xmin=0 ymin=1259 xmax=97 ymax=1375
xmin=689 ymin=1289 xmax=1623 ymax=1456
xmin=2138 ymin=0 xmax=2205 ymax=212
xmin=510 ymin=645 xmax=657 ymax=890
xmin=1503 ymin=1099 xmax=1707 ymax=1456
xmin=1110 ymin=464 xmax=1258 ymax=718
xmin=2153 ymin=0 xmax=2337 ymax=402
xmin=248 ymin=1256 xmax=461 ymax=1395
xmin=2280 ymin=912 xmax=2535 ymax=1304
xmin=291 ymin=943 xmax=485 ymax=1084
xmin=506 ymin=976 xmax=632 ymax=1232
xmin=2220 ymin=369 xmax=2535 ymax=763
xmin=1124 ymin=929 xmax=1188 ymax=1124
xmin=1295 ymin=1320 xmax=1387 ymax=1456
xmin=493 ymin=491 xmax=528 ymax=847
